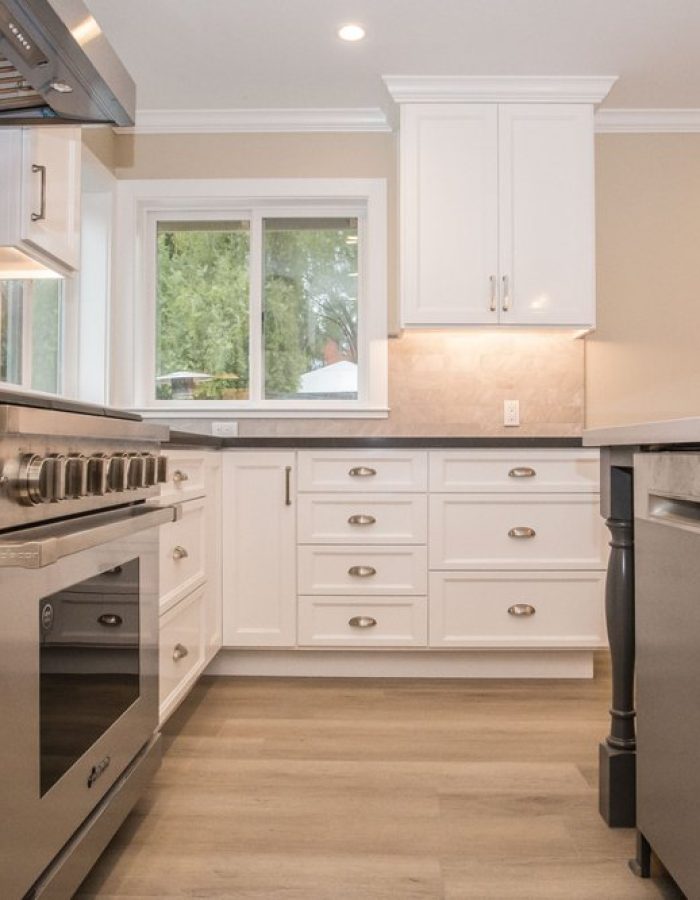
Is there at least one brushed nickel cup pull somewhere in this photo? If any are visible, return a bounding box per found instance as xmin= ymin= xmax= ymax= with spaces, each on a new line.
xmin=349 ymin=616 xmax=377 ymax=628
xmin=172 ymin=469 xmax=189 ymax=483
xmin=172 ymin=642 xmax=189 ymax=661
xmin=348 ymin=565 xmax=376 ymax=577
xmin=508 ymin=467 xmax=536 ymax=478
xmin=348 ymin=514 xmax=376 ymax=526
xmin=172 ymin=545 xmax=189 ymax=560
xmin=97 ymin=613 xmax=123 ymax=627
xmin=508 ymin=526 xmax=536 ymax=539
xmin=508 ymin=603 xmax=536 ymax=617
xmin=349 ymin=466 xmax=376 ymax=477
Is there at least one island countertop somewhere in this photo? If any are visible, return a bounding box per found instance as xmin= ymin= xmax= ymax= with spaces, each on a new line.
xmin=583 ymin=416 xmax=700 ymax=448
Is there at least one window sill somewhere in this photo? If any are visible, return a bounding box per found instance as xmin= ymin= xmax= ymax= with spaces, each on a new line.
xmin=131 ymin=406 xmax=390 ymax=420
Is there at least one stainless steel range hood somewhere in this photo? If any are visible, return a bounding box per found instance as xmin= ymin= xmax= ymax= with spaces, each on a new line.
xmin=0 ymin=0 xmax=135 ymax=126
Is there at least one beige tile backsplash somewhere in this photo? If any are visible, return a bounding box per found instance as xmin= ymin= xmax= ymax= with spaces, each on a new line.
xmin=164 ymin=329 xmax=583 ymax=438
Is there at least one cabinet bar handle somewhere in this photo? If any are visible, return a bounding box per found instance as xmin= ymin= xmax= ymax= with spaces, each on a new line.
xmin=172 ymin=545 xmax=188 ymax=560
xmin=508 ymin=603 xmax=536 ymax=617
xmin=508 ymin=466 xmax=536 ymax=478
xmin=508 ymin=526 xmax=536 ymax=539
xmin=285 ymin=465 xmax=292 ymax=506
xmin=172 ymin=469 xmax=189 ymax=483
xmin=348 ymin=514 xmax=376 ymax=526
xmin=349 ymin=616 xmax=377 ymax=628
xmin=349 ymin=466 xmax=376 ymax=477
xmin=489 ymin=275 xmax=498 ymax=312
xmin=172 ymin=642 xmax=189 ymax=661
xmin=97 ymin=613 xmax=123 ymax=627
xmin=348 ymin=565 xmax=376 ymax=577
xmin=502 ymin=274 xmax=511 ymax=312
xmin=31 ymin=164 xmax=46 ymax=222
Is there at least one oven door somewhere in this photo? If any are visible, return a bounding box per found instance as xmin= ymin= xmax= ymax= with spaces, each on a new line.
xmin=0 ymin=504 xmax=177 ymax=899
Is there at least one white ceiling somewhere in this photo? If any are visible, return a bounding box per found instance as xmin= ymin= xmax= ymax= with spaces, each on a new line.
xmin=86 ymin=0 xmax=700 ymax=113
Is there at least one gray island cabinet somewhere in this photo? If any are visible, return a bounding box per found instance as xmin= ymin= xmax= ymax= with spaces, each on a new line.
xmin=584 ymin=417 xmax=700 ymax=897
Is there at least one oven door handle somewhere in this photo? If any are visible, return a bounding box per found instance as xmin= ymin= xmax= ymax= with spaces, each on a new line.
xmin=0 ymin=504 xmax=181 ymax=569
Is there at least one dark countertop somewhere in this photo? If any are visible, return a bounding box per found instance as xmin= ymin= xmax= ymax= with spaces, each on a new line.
xmin=166 ymin=430 xmax=584 ymax=450
xmin=0 ymin=388 xmax=142 ymax=421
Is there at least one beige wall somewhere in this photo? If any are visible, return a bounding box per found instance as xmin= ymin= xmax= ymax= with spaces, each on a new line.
xmin=114 ymin=131 xmax=585 ymax=436
xmin=586 ymin=134 xmax=700 ymax=428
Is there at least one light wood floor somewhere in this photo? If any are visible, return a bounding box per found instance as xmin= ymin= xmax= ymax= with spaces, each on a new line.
xmin=77 ymin=657 xmax=685 ymax=899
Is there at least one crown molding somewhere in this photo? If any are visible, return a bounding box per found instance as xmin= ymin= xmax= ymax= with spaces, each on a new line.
xmin=115 ymin=108 xmax=391 ymax=135
xmin=382 ymin=75 xmax=618 ymax=104
xmin=595 ymin=109 xmax=700 ymax=133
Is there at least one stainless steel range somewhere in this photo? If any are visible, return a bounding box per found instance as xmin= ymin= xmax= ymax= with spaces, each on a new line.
xmin=0 ymin=404 xmax=175 ymax=898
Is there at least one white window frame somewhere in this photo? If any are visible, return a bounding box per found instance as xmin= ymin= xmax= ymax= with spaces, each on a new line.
xmin=113 ymin=178 xmax=388 ymax=417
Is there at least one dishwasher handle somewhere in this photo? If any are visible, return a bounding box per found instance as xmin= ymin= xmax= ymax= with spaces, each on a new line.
xmin=0 ymin=504 xmax=180 ymax=569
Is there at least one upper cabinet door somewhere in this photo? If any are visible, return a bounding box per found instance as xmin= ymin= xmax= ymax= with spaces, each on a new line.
xmin=497 ymin=104 xmax=595 ymax=327
xmin=400 ymin=104 xmax=499 ymax=326
xmin=21 ymin=127 xmax=81 ymax=271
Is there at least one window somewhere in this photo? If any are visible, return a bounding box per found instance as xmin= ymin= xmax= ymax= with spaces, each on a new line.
xmin=0 ymin=278 xmax=64 ymax=395
xmin=119 ymin=179 xmax=387 ymax=416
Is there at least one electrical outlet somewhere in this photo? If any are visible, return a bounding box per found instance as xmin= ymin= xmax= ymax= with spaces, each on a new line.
xmin=212 ymin=421 xmax=239 ymax=437
xmin=503 ymin=400 xmax=520 ymax=427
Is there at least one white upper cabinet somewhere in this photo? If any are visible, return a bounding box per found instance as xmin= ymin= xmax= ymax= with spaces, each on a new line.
xmin=0 ymin=127 xmax=81 ymax=274
xmin=497 ymin=104 xmax=595 ymax=326
xmin=401 ymin=104 xmax=499 ymax=325
xmin=392 ymin=78 xmax=611 ymax=329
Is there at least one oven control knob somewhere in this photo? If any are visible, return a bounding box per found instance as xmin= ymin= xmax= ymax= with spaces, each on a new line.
xmin=126 ymin=454 xmax=144 ymax=490
xmin=41 ymin=454 xmax=66 ymax=503
xmin=107 ymin=454 xmax=128 ymax=492
xmin=87 ymin=454 xmax=109 ymax=496
xmin=65 ymin=454 xmax=88 ymax=499
xmin=142 ymin=453 xmax=158 ymax=487
xmin=157 ymin=456 xmax=168 ymax=484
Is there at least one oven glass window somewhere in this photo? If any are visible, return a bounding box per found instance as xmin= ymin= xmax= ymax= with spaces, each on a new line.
xmin=39 ymin=559 xmax=140 ymax=796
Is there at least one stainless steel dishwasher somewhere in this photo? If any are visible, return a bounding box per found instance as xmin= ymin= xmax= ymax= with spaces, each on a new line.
xmin=635 ymin=450 xmax=700 ymax=898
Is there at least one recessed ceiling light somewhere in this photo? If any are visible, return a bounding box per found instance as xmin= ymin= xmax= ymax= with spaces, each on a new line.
xmin=338 ymin=23 xmax=365 ymax=42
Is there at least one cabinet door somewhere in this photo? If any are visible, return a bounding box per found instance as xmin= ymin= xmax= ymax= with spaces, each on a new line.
xmin=497 ymin=104 xmax=595 ymax=326
xmin=21 ymin=127 xmax=81 ymax=270
xmin=401 ymin=104 xmax=499 ymax=325
xmin=222 ymin=452 xmax=296 ymax=647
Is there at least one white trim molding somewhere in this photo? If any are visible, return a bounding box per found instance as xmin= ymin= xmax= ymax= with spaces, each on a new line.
xmin=116 ymin=107 xmax=391 ymax=135
xmin=383 ymin=75 xmax=618 ymax=105
xmin=595 ymin=109 xmax=700 ymax=133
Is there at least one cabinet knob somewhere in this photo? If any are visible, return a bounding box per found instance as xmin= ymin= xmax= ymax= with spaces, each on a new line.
xmin=508 ymin=467 xmax=536 ymax=479
xmin=172 ymin=545 xmax=189 ymax=560
xmin=508 ymin=604 xmax=536 ymax=617
xmin=172 ymin=642 xmax=189 ymax=661
xmin=172 ymin=469 xmax=189 ymax=484
xmin=349 ymin=616 xmax=377 ymax=629
xmin=348 ymin=514 xmax=376 ymax=526
xmin=508 ymin=526 xmax=536 ymax=539
xmin=348 ymin=565 xmax=376 ymax=578
xmin=349 ymin=466 xmax=376 ymax=478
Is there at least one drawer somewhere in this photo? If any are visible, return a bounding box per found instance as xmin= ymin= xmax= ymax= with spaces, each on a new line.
xmin=159 ymin=451 xmax=206 ymax=501
xmin=297 ymin=493 xmax=427 ymax=545
xmin=429 ymin=493 xmax=607 ymax=570
xmin=429 ymin=571 xmax=605 ymax=648
xmin=298 ymin=596 xmax=428 ymax=647
xmin=298 ymin=545 xmax=428 ymax=595
xmin=297 ymin=450 xmax=428 ymax=493
xmin=159 ymin=585 xmax=206 ymax=717
xmin=429 ymin=450 xmax=600 ymax=493
xmin=159 ymin=497 xmax=206 ymax=610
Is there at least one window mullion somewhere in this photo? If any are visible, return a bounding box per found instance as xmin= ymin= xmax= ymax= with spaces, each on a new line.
xmin=248 ymin=210 xmax=264 ymax=403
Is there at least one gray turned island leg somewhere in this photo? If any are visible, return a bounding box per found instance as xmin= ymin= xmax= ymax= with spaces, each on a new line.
xmin=599 ymin=463 xmax=637 ymax=828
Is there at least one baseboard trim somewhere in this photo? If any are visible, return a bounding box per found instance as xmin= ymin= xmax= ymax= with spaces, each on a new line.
xmin=205 ymin=648 xmax=594 ymax=679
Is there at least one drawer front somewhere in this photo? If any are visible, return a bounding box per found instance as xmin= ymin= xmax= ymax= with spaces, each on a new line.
xmin=297 ymin=450 xmax=428 ymax=493
xmin=429 ymin=571 xmax=605 ymax=647
xmin=298 ymin=546 xmax=428 ymax=595
xmin=159 ymin=498 xmax=206 ymax=610
xmin=429 ymin=450 xmax=600 ymax=493
xmin=298 ymin=596 xmax=428 ymax=647
xmin=159 ymin=585 xmax=206 ymax=711
xmin=297 ymin=493 xmax=427 ymax=545
xmin=159 ymin=451 xmax=206 ymax=501
xmin=429 ymin=493 xmax=606 ymax=570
